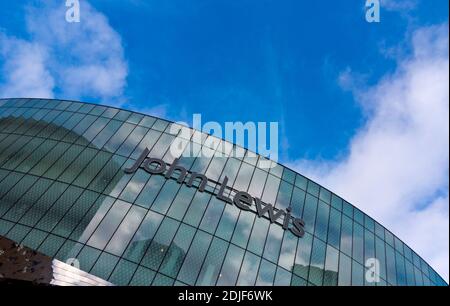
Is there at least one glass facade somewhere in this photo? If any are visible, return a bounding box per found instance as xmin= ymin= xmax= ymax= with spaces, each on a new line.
xmin=0 ymin=98 xmax=446 ymax=286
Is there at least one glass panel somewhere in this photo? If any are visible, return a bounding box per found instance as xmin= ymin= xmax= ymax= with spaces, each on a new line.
xmin=43 ymin=144 xmax=85 ymax=180
xmin=53 ymin=191 xmax=106 ymax=239
xmin=375 ymin=236 xmax=387 ymax=281
xmin=262 ymin=224 xmax=283 ymax=263
xmin=395 ymin=251 xmax=407 ymax=286
xmin=237 ymin=251 xmax=261 ymax=285
xmin=323 ymin=245 xmax=339 ymax=286
xmin=114 ymin=110 xmax=131 ymax=121
xmin=338 ymin=253 xmax=351 ymax=286
xmin=247 ymin=217 xmax=269 ymax=256
xmin=278 ymin=231 xmax=297 ymax=272
xmin=21 ymin=229 xmax=48 ymax=250
xmin=116 ymin=126 xmax=148 ymax=157
xmin=293 ymin=232 xmax=313 ymax=280
xmin=342 ymin=201 xmax=353 ymax=218
xmin=306 ymin=181 xmax=319 ymax=197
xmin=87 ymin=200 xmax=131 ymax=250
xmin=315 ymin=201 xmax=329 ymax=241
xmin=215 ymin=204 xmax=240 ymax=240
xmin=340 ymin=215 xmax=353 ymax=256
xmin=90 ymin=252 xmax=119 ymax=280
xmin=150 ymin=180 xmax=182 ymax=214
xmin=353 ymin=208 xmax=364 ymax=225
xmin=183 ymin=191 xmax=212 ymax=227
xmin=19 ymin=181 xmax=68 ymax=227
xmin=29 ymin=142 xmax=71 ymax=177
xmin=129 ymin=266 xmax=155 ymax=286
xmin=140 ymin=217 xmax=180 ymax=270
xmin=327 ymin=208 xmax=341 ymax=250
xmin=91 ymin=119 xmax=122 ymax=149
xmin=275 ymin=181 xmax=293 ymax=211
xmin=149 ymin=133 xmax=175 ymax=159
xmin=103 ymin=122 xmax=135 ymax=153
xmin=302 ymin=194 xmax=318 ymax=233
xmin=38 ymin=234 xmax=66 ymax=257
xmin=405 ymin=260 xmax=416 ymax=286
xmin=72 ymin=151 xmax=112 ymax=189
xmin=294 ymin=175 xmax=307 ymax=190
xmin=0 ymin=175 xmax=39 ymax=218
xmin=375 ymin=222 xmax=385 ymax=239
xmin=255 ymin=259 xmax=276 ymax=286
xmin=5 ymin=223 xmax=31 ymax=244
xmin=385 ymin=244 xmax=397 ymax=285
xmin=352 ymin=222 xmax=364 ymax=264
xmin=331 ymin=194 xmax=343 ymax=211
xmin=135 ymin=175 xmax=166 ymax=209
xmin=351 ymin=260 xmax=364 ymax=286
xmin=308 ymin=238 xmax=326 ymax=286
xmin=82 ymin=117 xmax=109 ymax=143
xmin=261 ymin=174 xmax=280 ymax=205
xmin=233 ymin=163 xmax=254 ymax=191
xmin=105 ymin=205 xmax=147 ymax=256
xmin=177 ymin=230 xmax=212 ymax=285
xmin=290 ymin=187 xmax=306 ymax=218
xmin=152 ymin=273 xmax=175 ymax=286
xmin=139 ymin=116 xmax=156 ymax=128
xmin=167 ymin=184 xmax=197 ymax=221
xmin=218 ymin=158 xmax=241 ymax=187
xmin=109 ymin=259 xmax=138 ymax=286
xmin=319 ymin=188 xmax=331 ymax=204
xmin=122 ymin=210 xmax=163 ymax=263
xmin=282 ymin=168 xmax=296 ymax=184
xmin=77 ymin=245 xmax=101 ymax=272
xmin=120 ymin=170 xmax=150 ymax=204
xmin=131 ymin=129 xmax=162 ymax=160
xmin=58 ymin=147 xmax=97 ymax=184
xmin=204 ymin=157 xmax=227 ymax=182
xmin=247 ymin=168 xmax=268 ymax=198
xmin=394 ymin=236 xmax=404 ymax=255
xmin=272 ymin=267 xmax=291 ymax=286
xmin=364 ymin=229 xmax=375 ymax=264
xmin=196 ymin=237 xmax=228 ymax=286
xmin=385 ymin=230 xmax=394 ymax=247
xmin=230 ymin=212 xmax=255 ymax=249
xmin=102 ymin=108 xmax=119 ymax=119
xmin=365 ymin=215 xmax=375 ymax=232
xmin=159 ymin=223 xmax=196 ymax=278
xmin=35 ymin=185 xmax=84 ymax=232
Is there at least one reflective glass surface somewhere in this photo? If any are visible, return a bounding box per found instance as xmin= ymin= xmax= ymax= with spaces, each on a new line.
xmin=0 ymin=98 xmax=446 ymax=286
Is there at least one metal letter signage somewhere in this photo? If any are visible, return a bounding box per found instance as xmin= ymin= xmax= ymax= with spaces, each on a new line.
xmin=125 ymin=148 xmax=305 ymax=237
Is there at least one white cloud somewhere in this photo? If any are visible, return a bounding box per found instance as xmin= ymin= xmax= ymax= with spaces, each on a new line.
xmin=381 ymin=0 xmax=418 ymax=11
xmin=0 ymin=33 xmax=54 ymax=98
xmin=0 ymin=0 xmax=127 ymax=104
xmin=289 ymin=24 xmax=449 ymax=282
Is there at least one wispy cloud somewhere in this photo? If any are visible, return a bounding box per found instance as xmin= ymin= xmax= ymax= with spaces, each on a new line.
xmin=288 ymin=23 xmax=449 ymax=281
xmin=0 ymin=0 xmax=127 ymax=105
xmin=0 ymin=33 xmax=54 ymax=98
xmin=381 ymin=0 xmax=418 ymax=12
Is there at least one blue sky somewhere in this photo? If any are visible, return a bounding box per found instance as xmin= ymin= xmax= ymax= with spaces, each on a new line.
xmin=0 ymin=0 xmax=447 ymax=160
xmin=0 ymin=0 xmax=448 ymax=281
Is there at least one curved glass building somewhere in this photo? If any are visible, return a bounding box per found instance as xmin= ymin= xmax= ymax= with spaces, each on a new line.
xmin=0 ymin=98 xmax=446 ymax=286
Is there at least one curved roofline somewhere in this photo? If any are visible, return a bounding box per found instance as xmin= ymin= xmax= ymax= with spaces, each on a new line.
xmin=0 ymin=97 xmax=446 ymax=284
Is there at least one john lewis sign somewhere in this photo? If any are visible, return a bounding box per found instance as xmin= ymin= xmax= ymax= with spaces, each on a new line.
xmin=124 ymin=148 xmax=305 ymax=238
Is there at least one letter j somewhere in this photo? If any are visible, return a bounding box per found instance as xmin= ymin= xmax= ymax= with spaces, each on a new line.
xmin=124 ymin=148 xmax=150 ymax=174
